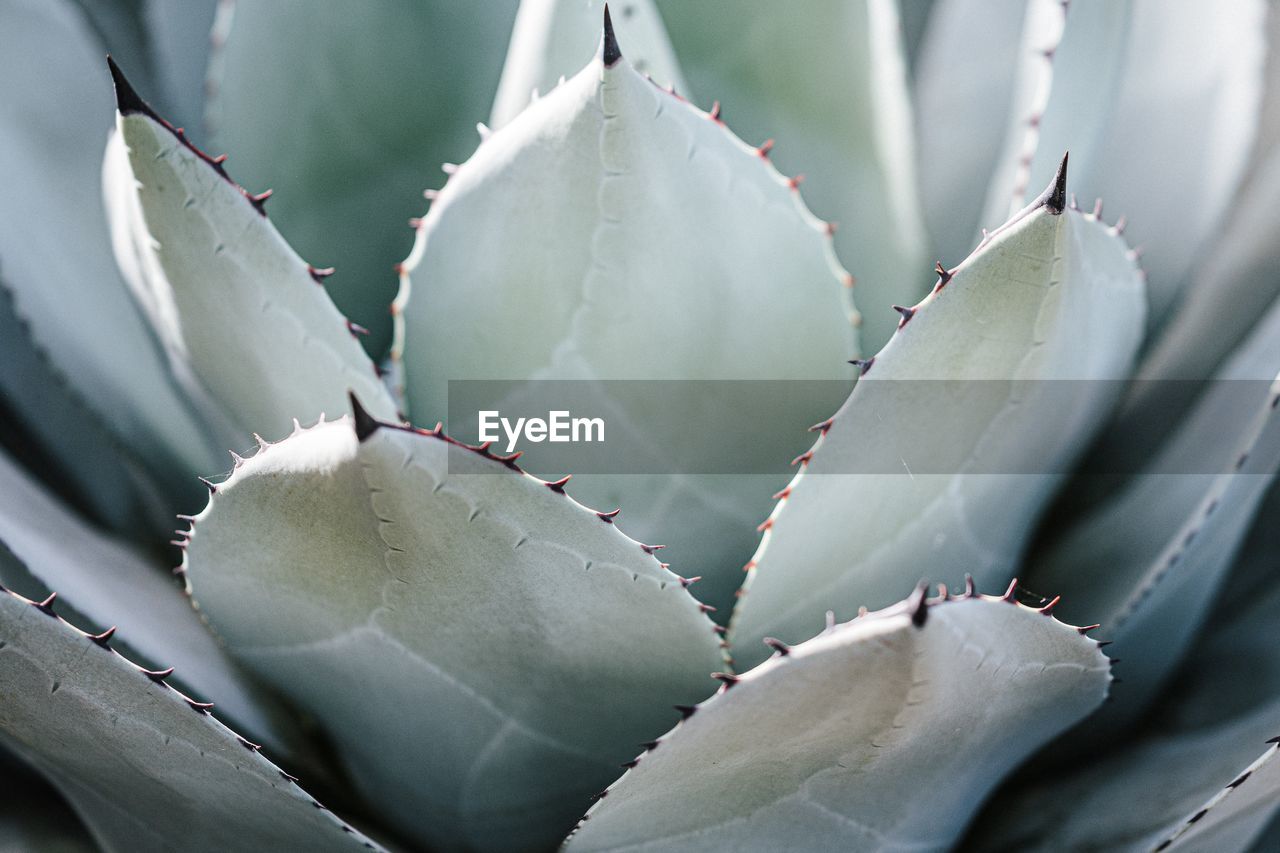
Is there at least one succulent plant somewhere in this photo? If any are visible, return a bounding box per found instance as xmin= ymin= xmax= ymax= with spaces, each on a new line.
xmin=1 ymin=0 xmax=1279 ymax=851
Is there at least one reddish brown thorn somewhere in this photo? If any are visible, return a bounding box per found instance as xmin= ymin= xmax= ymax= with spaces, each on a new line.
xmin=493 ymin=450 xmax=522 ymax=469
xmin=678 ymin=576 xmax=701 ymax=588
xmin=824 ymin=221 xmax=839 ymax=236
xmin=809 ymin=417 xmax=834 ymax=434
xmin=1113 ymin=215 xmax=1127 ymax=234
xmin=1076 ymin=623 xmax=1101 ymax=635
xmin=772 ymin=486 xmax=791 ymax=500
xmin=199 ymin=477 xmax=217 ymax=494
xmin=89 ymin=626 xmax=116 ymax=647
xmin=742 ymin=560 xmax=756 ymax=574
xmin=640 ymin=543 xmax=665 ymax=555
xmin=35 ymin=593 xmax=57 ymax=616
xmin=640 ymin=740 xmax=660 ymax=751
xmin=757 ymin=139 xmax=774 ymax=158
xmin=1097 ymin=641 xmax=1113 ymax=649
xmin=709 ymin=100 xmax=722 ymax=122
xmin=1093 ymin=198 xmax=1103 ymax=218
xmin=757 ymin=518 xmax=774 ymax=533
xmin=423 ymin=188 xmax=440 ymax=200
xmin=763 ymin=637 xmax=790 ymax=656
xmin=788 ymin=174 xmax=806 ymax=190
xmin=408 ymin=217 xmax=423 ymax=228
xmin=712 ymin=672 xmax=740 ymax=687
xmin=620 ymin=758 xmax=640 ymax=769
xmin=248 ymin=189 xmax=273 ymax=215
xmin=546 ymin=475 xmax=572 ymax=493
xmin=1002 ymin=578 xmax=1019 ymax=601
xmin=698 ymin=603 xmax=716 ymax=614
xmin=236 ymin=735 xmax=262 ymax=751
xmin=143 ymin=666 xmax=175 ymax=683
xmin=892 ymin=305 xmax=915 ymax=326
xmin=674 ymin=704 xmax=697 ymax=720
xmin=791 ymin=450 xmax=814 ymax=467
xmin=842 ymin=273 xmax=856 ymax=289
xmin=935 ymin=262 xmax=952 ymax=286
xmin=597 ymin=508 xmax=621 ymax=523
xmin=307 ymin=265 xmax=335 ymax=284
xmin=280 ymin=770 xmax=300 ymax=783
xmin=1039 ymin=595 xmax=1061 ymax=615
xmin=602 ymin=4 xmax=622 ymax=66
xmin=346 ymin=321 xmax=369 ymax=337
xmin=712 ymin=625 xmax=727 ymax=637
xmin=186 ymin=698 xmax=215 ymax=714
xmin=964 ymin=574 xmax=976 ymax=598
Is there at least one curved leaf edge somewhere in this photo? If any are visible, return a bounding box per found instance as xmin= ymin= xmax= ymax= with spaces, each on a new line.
xmin=564 ymin=577 xmax=1113 ymax=843
xmin=390 ymin=31 xmax=863 ymax=408
xmin=1156 ymin=739 xmax=1280 ymax=852
xmin=178 ymin=393 xmax=730 ymax=662
xmin=0 ymin=577 xmax=384 ymax=850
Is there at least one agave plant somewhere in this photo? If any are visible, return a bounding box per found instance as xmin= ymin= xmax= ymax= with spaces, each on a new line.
xmin=2 ymin=0 xmax=1279 ymax=850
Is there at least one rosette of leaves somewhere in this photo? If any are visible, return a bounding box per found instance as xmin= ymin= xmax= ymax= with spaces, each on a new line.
xmin=1 ymin=1 xmax=1279 ymax=851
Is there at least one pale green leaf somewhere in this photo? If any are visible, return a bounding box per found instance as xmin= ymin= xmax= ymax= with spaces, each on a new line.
xmin=205 ymin=0 xmax=519 ymax=356
xmin=1023 ymin=293 xmax=1280 ymax=733
xmin=977 ymin=0 xmax=1132 ymax=230
xmin=0 ymin=449 xmax=295 ymax=755
xmin=567 ymin=591 xmax=1110 ymax=852
xmin=104 ymin=61 xmax=398 ymax=442
xmin=183 ymin=409 xmax=726 ymax=851
xmin=913 ymin=0 xmax=1028 ymax=269
xmin=1030 ymin=0 xmax=1267 ymax=320
xmin=730 ymin=168 xmax=1147 ymax=669
xmin=491 ymin=0 xmax=686 ymax=129
xmin=0 ymin=0 xmax=223 ymax=494
xmin=968 ymin=505 xmax=1280 ymax=853
xmin=658 ymin=0 xmax=927 ymax=350
xmin=397 ymin=36 xmax=856 ymax=608
xmin=0 ymin=571 xmax=381 ymax=853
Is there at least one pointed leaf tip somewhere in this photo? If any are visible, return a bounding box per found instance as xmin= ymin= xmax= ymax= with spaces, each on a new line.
xmin=602 ymin=5 xmax=623 ymax=67
xmin=106 ymin=56 xmax=153 ymax=118
xmin=1036 ymin=151 xmax=1069 ymax=215
xmin=348 ymin=392 xmax=381 ymax=442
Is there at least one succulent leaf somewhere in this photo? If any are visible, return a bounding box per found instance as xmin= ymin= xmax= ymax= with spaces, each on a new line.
xmin=731 ymin=163 xmax=1147 ymax=669
xmin=0 ymin=563 xmax=381 ymax=852
xmin=397 ymin=32 xmax=856 ymax=607
xmin=183 ymin=408 xmax=725 ymax=851
xmin=913 ymin=0 xmax=1029 ymax=270
xmin=0 ymin=281 xmax=173 ymax=534
xmin=657 ymin=0 xmax=926 ymax=350
xmin=0 ymin=0 xmax=224 ymax=493
xmin=567 ymin=590 xmax=1111 ymax=851
xmin=969 ymin=507 xmax=1280 ymax=852
xmin=0 ymin=449 xmax=295 ymax=754
xmin=1018 ymin=0 xmax=1268 ymax=320
xmin=1023 ymin=294 xmax=1280 ymax=733
xmin=103 ymin=60 xmax=398 ymax=441
xmin=205 ymin=0 xmax=519 ymax=356
xmin=978 ymin=0 xmax=1132 ymax=231
xmin=491 ymin=0 xmax=686 ymax=130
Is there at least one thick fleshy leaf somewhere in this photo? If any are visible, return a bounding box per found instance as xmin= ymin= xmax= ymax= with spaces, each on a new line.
xmin=491 ymin=0 xmax=685 ymax=129
xmin=731 ymin=166 xmax=1147 ymax=669
xmin=104 ymin=60 xmax=398 ymax=442
xmin=0 ymin=0 xmax=223 ymax=499
xmin=567 ymin=589 xmax=1111 ymax=851
xmin=968 ymin=501 xmax=1280 ymax=853
xmin=1020 ymin=0 xmax=1267 ymax=320
xmin=397 ymin=32 xmax=856 ymax=609
xmin=977 ymin=0 xmax=1132 ymax=232
xmin=913 ymin=0 xmax=1028 ymax=268
xmin=0 ymin=449 xmax=294 ymax=754
xmin=1023 ymin=293 xmax=1280 ymax=733
xmin=205 ymin=0 xmax=519 ymax=356
xmin=0 ymin=573 xmax=381 ymax=853
xmin=183 ymin=408 xmax=725 ymax=851
xmin=0 ymin=281 xmax=168 ymax=533
xmin=657 ymin=0 xmax=927 ymax=350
